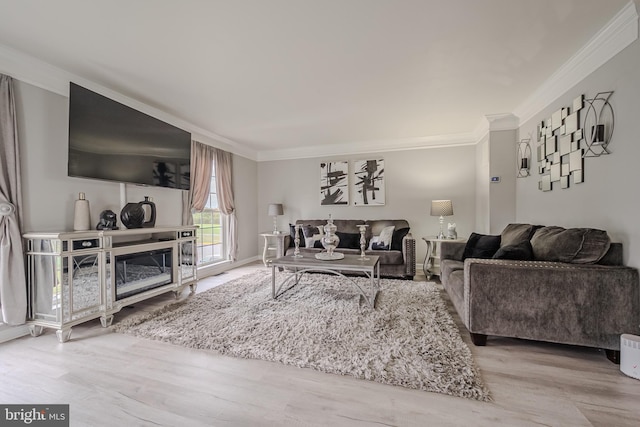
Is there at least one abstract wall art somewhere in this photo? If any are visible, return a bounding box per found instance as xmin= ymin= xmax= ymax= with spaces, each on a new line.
xmin=352 ymin=159 xmax=385 ymax=206
xmin=536 ymin=91 xmax=614 ymax=192
xmin=320 ymin=161 xmax=349 ymax=205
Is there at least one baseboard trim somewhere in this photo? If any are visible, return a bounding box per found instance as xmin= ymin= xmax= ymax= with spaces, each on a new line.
xmin=0 ymin=324 xmax=30 ymax=344
xmin=197 ymin=256 xmax=261 ymax=279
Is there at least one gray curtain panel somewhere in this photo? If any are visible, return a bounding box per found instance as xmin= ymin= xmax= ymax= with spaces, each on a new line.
xmin=182 ymin=139 xmax=208 ymax=226
xmin=0 ymin=74 xmax=27 ymax=325
xmin=190 ymin=140 xmax=214 ymax=212
xmin=213 ymin=148 xmax=237 ymax=261
xmin=182 ymin=141 xmax=238 ymax=261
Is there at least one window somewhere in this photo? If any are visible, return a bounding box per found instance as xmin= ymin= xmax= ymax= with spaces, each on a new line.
xmin=192 ymin=164 xmax=225 ymax=265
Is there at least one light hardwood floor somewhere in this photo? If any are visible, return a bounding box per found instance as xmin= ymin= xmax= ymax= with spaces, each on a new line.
xmin=1 ymin=262 xmax=639 ymax=426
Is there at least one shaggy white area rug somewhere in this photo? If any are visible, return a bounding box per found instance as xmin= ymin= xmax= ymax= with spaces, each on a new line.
xmin=113 ymin=271 xmax=490 ymax=401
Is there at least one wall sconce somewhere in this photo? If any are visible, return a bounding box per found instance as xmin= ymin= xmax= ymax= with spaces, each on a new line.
xmin=583 ymin=91 xmax=614 ymax=157
xmin=517 ymin=138 xmax=531 ymax=178
xmin=268 ymin=203 xmax=284 ymax=234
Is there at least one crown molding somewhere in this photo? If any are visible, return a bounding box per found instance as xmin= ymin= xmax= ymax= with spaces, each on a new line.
xmin=513 ymin=1 xmax=638 ymax=126
xmin=256 ymin=132 xmax=479 ymax=162
xmin=484 ymin=113 xmax=519 ymax=131
xmin=0 ymin=43 xmax=257 ymax=161
xmin=0 ymin=43 xmax=69 ymax=96
xmin=260 ymin=0 xmax=638 ymax=163
xmin=2 ymin=1 xmax=635 ymax=163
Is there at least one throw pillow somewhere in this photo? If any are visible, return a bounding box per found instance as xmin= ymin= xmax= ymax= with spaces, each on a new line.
xmin=462 ymin=232 xmax=501 ymax=260
xmin=367 ymin=236 xmax=391 ymax=251
xmin=368 ymin=225 xmax=395 ymax=251
xmin=301 ymin=225 xmax=322 ymax=248
xmin=492 ymin=241 xmax=534 ymax=261
xmin=390 ymin=227 xmax=410 ymax=251
xmin=336 ymin=232 xmax=360 ymax=249
xmin=530 ymin=226 xmax=610 ymax=264
xmin=378 ymin=225 xmax=395 ymax=247
xmin=500 ymin=223 xmax=534 ymax=247
xmin=368 ymin=236 xmax=389 ymax=251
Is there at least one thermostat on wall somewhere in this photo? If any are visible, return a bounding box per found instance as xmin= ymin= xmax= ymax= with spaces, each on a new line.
xmin=490 ymin=176 xmax=501 ymax=183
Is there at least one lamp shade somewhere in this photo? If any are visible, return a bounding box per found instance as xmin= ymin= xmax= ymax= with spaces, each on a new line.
xmin=268 ymin=203 xmax=284 ymax=216
xmin=430 ymin=200 xmax=453 ymax=217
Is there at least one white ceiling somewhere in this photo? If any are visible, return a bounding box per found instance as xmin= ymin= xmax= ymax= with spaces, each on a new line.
xmin=0 ymin=0 xmax=632 ymax=159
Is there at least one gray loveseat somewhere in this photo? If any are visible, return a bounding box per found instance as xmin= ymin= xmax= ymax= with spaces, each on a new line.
xmin=440 ymin=223 xmax=640 ymax=363
xmin=284 ymin=219 xmax=416 ymax=279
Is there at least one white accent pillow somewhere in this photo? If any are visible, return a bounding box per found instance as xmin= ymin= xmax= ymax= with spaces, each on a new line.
xmin=368 ymin=226 xmax=395 ymax=250
xmin=302 ymin=225 xmax=324 ymax=248
xmin=305 ymin=234 xmax=322 ymax=248
xmin=368 ymin=236 xmax=380 ymax=250
xmin=379 ymin=225 xmax=395 ymax=247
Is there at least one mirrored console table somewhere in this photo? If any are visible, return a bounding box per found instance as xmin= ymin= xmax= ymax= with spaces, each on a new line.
xmin=24 ymin=226 xmax=197 ymax=342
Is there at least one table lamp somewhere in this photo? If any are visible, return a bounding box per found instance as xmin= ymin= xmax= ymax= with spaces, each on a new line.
xmin=268 ymin=203 xmax=284 ymax=234
xmin=430 ymin=200 xmax=453 ymax=239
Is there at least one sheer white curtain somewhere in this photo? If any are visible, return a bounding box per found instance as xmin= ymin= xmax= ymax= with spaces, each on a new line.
xmin=181 ymin=141 xmax=237 ymax=261
xmin=0 ymin=74 xmax=27 ymax=325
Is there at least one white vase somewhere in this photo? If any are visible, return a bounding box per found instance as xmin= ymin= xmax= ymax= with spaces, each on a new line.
xmin=73 ymin=192 xmax=91 ymax=231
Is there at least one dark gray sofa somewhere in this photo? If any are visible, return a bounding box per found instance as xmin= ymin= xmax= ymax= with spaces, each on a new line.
xmin=284 ymin=219 xmax=416 ymax=279
xmin=440 ymin=223 xmax=640 ymax=363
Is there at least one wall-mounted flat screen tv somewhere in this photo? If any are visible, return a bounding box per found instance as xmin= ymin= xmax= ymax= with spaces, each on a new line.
xmin=68 ymin=82 xmax=191 ymax=190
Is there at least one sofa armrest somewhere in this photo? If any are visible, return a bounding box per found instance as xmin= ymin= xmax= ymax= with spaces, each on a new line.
xmin=440 ymin=240 xmax=465 ymax=262
xmin=463 ymin=259 xmax=640 ymax=350
xmin=403 ymin=234 xmax=416 ymax=277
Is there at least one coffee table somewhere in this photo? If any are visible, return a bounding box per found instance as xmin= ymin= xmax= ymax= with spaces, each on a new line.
xmin=270 ymin=254 xmax=381 ymax=308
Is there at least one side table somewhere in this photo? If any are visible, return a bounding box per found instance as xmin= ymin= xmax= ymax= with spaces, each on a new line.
xmin=422 ymin=236 xmax=466 ymax=279
xmin=260 ymin=232 xmax=287 ymax=266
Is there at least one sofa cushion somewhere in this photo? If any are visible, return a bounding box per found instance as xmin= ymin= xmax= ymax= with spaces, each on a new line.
xmin=373 ymin=249 xmax=404 ymax=265
xmin=440 ymin=259 xmax=464 ymax=280
xmin=492 ymin=241 xmax=534 ymax=261
xmin=500 ymin=223 xmax=537 ymax=247
xmin=391 ymin=227 xmax=410 ymax=251
xmin=530 ymin=226 xmax=611 ymax=264
xmin=462 ymin=233 xmax=501 ymax=260
xmin=336 ymin=231 xmax=360 ymax=249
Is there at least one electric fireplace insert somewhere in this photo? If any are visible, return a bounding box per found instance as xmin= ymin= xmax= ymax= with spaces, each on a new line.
xmin=114 ymin=248 xmax=173 ymax=300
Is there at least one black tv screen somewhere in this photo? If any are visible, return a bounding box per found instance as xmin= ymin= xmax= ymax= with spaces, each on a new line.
xmin=68 ymin=82 xmax=191 ymax=190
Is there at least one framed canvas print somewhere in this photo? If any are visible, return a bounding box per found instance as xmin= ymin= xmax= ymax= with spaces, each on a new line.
xmin=352 ymin=159 xmax=385 ymax=206
xmin=320 ymin=161 xmax=349 ymax=205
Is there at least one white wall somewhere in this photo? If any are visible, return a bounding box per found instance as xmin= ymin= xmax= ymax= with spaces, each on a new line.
xmin=516 ymin=36 xmax=640 ymax=267
xmin=489 ymin=129 xmax=517 ymax=234
xmin=13 ymin=79 xmax=259 ymax=261
xmin=257 ymin=145 xmax=477 ymax=264
xmin=15 ymin=80 xmax=184 ymax=231
xmin=232 ymin=154 xmax=259 ymax=262
xmin=475 ymin=135 xmax=490 ymax=234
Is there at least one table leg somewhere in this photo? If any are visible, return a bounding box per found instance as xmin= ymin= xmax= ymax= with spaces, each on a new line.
xmin=263 ymin=236 xmax=269 ymax=266
xmin=423 ymin=240 xmax=434 ymax=279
